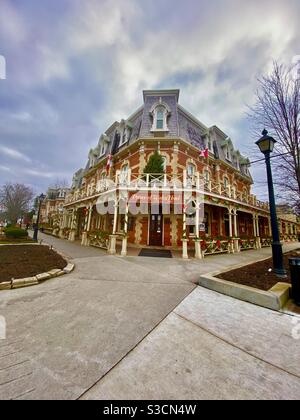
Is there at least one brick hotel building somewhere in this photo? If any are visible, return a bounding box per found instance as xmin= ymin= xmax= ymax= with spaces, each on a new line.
xmin=61 ymin=89 xmax=299 ymax=258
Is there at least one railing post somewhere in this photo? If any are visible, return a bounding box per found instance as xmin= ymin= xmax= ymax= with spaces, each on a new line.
xmin=183 ymin=170 xmax=187 ymax=188
xmin=196 ymin=172 xmax=200 ymax=190
xmin=121 ymin=200 xmax=129 ymax=257
xmin=128 ymin=168 xmax=132 ymax=185
xmin=164 ymin=174 xmax=168 ymax=187
xmin=115 ymin=170 xmax=120 ymax=184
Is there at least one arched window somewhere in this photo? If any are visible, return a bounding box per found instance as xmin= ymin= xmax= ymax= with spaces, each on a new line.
xmin=161 ymin=156 xmax=167 ymax=172
xmin=231 ymin=183 xmax=237 ymax=199
xmin=150 ymin=101 xmax=170 ymax=132
xmin=156 ymin=109 xmax=164 ymax=129
xmin=120 ymin=164 xmax=129 ymax=185
xmin=224 ymin=177 xmax=230 ymax=195
xmin=204 ymin=170 xmax=210 ymax=190
xmin=187 ymin=163 xmax=196 ymax=181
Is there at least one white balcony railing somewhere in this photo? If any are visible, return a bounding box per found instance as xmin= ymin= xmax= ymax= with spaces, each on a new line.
xmin=65 ymin=170 xmax=270 ymax=211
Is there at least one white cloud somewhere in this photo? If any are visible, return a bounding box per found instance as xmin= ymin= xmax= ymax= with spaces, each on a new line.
xmin=0 ymin=165 xmax=11 ymax=172
xmin=0 ymin=145 xmax=31 ymax=163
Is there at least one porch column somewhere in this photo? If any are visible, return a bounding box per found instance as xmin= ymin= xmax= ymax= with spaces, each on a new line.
xmin=69 ymin=209 xmax=77 ymax=241
xmin=121 ymin=200 xmax=129 ymax=256
xmin=254 ymin=214 xmax=261 ymax=249
xmin=253 ymin=214 xmax=257 ymax=237
xmin=228 ymin=209 xmax=233 ymax=238
xmin=216 ymin=165 xmax=221 ymax=194
xmin=233 ymin=209 xmax=240 ymax=253
xmin=194 ymin=201 xmax=202 ymax=259
xmin=256 ymin=216 xmax=260 ymax=236
xmin=81 ymin=205 xmax=93 ymax=246
xmin=108 ymin=199 xmax=118 ymax=255
xmin=81 ymin=208 xmax=89 ymax=246
xmin=233 ymin=209 xmax=238 ymax=237
xmin=182 ymin=201 xmax=189 ymax=259
xmin=59 ymin=212 xmax=67 ymax=238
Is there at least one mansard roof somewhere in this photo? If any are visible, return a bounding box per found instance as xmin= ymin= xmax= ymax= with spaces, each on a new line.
xmin=76 ymin=88 xmax=251 ymax=182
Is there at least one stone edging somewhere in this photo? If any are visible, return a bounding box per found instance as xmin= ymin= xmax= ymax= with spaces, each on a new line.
xmin=0 ymin=263 xmax=75 ymax=290
xmin=0 ymin=240 xmax=75 ymax=291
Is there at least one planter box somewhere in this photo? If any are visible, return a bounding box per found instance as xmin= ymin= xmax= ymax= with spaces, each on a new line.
xmin=199 ymin=273 xmax=291 ymax=311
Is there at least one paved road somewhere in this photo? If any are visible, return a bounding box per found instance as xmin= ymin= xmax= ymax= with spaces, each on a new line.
xmin=0 ymin=235 xmax=299 ymax=400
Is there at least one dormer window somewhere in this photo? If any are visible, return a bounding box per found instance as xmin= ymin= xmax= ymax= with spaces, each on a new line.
xmin=119 ymin=129 xmax=128 ymax=147
xmin=205 ymin=136 xmax=213 ymax=152
xmin=100 ymin=142 xmax=107 ymax=157
xmin=225 ymin=147 xmax=231 ymax=161
xmin=150 ymin=101 xmax=170 ymax=132
xmin=89 ymin=154 xmax=96 ymax=168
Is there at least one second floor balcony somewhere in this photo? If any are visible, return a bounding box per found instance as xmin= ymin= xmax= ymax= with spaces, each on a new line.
xmin=65 ymin=170 xmax=270 ymax=212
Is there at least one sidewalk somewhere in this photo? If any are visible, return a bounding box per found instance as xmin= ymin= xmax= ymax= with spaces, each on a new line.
xmin=81 ymin=285 xmax=300 ymax=400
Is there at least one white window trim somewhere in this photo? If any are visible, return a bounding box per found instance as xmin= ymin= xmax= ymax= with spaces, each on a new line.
xmin=150 ymin=101 xmax=170 ymax=133
xmin=187 ymin=162 xmax=196 ymax=178
xmin=120 ymin=163 xmax=130 ymax=184
xmin=119 ymin=126 xmax=131 ymax=148
xmin=99 ymin=142 xmax=107 ymax=157
xmin=225 ymin=147 xmax=232 ymax=161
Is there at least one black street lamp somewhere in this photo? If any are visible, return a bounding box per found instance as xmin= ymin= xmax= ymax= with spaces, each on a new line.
xmin=33 ymin=193 xmax=46 ymax=242
xmin=256 ymin=129 xmax=287 ymax=278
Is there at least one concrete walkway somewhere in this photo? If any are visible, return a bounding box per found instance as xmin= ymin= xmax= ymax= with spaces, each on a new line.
xmin=0 ymin=235 xmax=299 ymax=400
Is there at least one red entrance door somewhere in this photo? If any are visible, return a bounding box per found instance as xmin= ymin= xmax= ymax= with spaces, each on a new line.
xmin=149 ymin=214 xmax=163 ymax=246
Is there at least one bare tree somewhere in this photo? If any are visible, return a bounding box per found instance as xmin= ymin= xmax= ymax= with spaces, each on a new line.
xmin=248 ymin=62 xmax=300 ymax=213
xmin=50 ymin=178 xmax=69 ymax=189
xmin=0 ymin=183 xmax=34 ymax=223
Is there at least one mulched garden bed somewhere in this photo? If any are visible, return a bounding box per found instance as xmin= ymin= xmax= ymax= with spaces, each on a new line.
xmin=0 ymin=245 xmax=67 ymax=283
xmin=217 ymin=249 xmax=300 ymax=291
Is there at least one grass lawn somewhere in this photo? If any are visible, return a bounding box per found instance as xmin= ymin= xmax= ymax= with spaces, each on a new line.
xmin=0 ymin=245 xmax=67 ymax=283
xmin=217 ymin=249 xmax=300 ymax=291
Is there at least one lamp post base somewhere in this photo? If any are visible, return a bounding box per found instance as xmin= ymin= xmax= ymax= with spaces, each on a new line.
xmin=272 ymin=242 xmax=287 ymax=278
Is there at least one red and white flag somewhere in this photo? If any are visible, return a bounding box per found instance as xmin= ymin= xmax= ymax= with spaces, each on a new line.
xmin=199 ymin=148 xmax=209 ymax=159
xmin=106 ymin=154 xmax=112 ymax=175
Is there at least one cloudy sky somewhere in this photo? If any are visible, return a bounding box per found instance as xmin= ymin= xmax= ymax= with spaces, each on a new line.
xmin=0 ymin=0 xmax=299 ymax=199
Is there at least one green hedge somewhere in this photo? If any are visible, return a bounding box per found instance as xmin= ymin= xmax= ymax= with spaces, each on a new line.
xmin=4 ymin=227 xmax=28 ymax=239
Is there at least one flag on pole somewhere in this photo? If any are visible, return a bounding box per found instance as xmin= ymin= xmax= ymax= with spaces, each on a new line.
xmin=199 ymin=147 xmax=209 ymax=159
xmin=106 ymin=154 xmax=112 ymax=175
